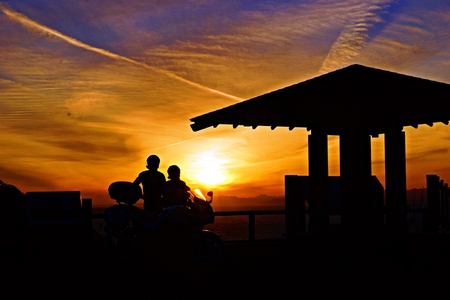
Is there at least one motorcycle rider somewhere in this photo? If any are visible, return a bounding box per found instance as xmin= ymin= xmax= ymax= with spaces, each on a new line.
xmin=162 ymin=165 xmax=190 ymax=208
xmin=133 ymin=155 xmax=166 ymax=215
xmin=140 ymin=165 xmax=191 ymax=231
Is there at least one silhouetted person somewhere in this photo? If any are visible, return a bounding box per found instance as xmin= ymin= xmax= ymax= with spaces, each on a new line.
xmin=133 ymin=155 xmax=166 ymax=215
xmin=163 ymin=165 xmax=190 ymax=207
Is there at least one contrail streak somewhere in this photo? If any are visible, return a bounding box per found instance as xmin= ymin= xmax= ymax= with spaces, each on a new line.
xmin=0 ymin=3 xmax=243 ymax=101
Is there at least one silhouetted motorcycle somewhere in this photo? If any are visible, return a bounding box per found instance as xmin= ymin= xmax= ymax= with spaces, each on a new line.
xmin=104 ymin=181 xmax=223 ymax=265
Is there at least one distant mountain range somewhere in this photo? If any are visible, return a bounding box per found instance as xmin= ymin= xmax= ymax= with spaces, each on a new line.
xmin=214 ymin=188 xmax=428 ymax=210
xmin=214 ymin=194 xmax=285 ymax=210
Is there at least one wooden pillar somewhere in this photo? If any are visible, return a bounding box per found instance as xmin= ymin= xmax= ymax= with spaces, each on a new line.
xmin=385 ymin=130 xmax=408 ymax=233
xmin=308 ymin=130 xmax=329 ymax=231
xmin=285 ymin=175 xmax=306 ymax=234
xmin=339 ymin=132 xmax=372 ymax=231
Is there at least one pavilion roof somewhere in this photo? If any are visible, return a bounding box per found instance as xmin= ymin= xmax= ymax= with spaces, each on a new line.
xmin=190 ymin=64 xmax=450 ymax=135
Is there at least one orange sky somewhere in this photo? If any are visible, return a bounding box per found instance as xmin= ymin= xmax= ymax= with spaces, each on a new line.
xmin=1 ymin=1 xmax=450 ymax=205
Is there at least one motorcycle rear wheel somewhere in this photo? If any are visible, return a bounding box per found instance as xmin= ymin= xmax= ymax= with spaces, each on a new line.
xmin=190 ymin=231 xmax=223 ymax=266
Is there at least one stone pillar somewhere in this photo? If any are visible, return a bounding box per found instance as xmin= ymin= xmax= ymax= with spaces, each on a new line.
xmin=339 ymin=132 xmax=373 ymax=231
xmin=385 ymin=129 xmax=408 ymax=233
xmin=308 ymin=130 xmax=329 ymax=231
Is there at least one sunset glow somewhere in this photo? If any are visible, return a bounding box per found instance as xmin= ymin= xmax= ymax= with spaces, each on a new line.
xmin=192 ymin=151 xmax=228 ymax=186
xmin=1 ymin=1 xmax=450 ymax=205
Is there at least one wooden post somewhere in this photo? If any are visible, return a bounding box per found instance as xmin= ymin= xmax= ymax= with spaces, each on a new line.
xmin=385 ymin=130 xmax=408 ymax=233
xmin=339 ymin=132 xmax=372 ymax=232
xmin=426 ymin=175 xmax=440 ymax=233
xmin=308 ymin=130 xmax=329 ymax=231
xmin=285 ymin=175 xmax=306 ymax=235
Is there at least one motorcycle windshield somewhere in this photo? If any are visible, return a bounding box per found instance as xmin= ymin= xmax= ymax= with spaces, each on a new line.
xmin=191 ymin=188 xmax=206 ymax=200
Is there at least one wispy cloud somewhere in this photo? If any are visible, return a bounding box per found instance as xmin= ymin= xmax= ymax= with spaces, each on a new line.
xmin=354 ymin=4 xmax=450 ymax=77
xmin=142 ymin=1 xmax=405 ymax=96
xmin=319 ymin=0 xmax=393 ymax=73
xmin=0 ymin=164 xmax=57 ymax=189
xmin=0 ymin=2 xmax=243 ymax=101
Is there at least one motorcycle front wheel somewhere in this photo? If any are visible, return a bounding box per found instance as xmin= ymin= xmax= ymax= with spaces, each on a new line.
xmin=190 ymin=231 xmax=223 ymax=266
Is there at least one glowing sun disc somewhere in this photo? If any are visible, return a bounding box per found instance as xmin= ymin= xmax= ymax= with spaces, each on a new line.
xmin=195 ymin=169 xmax=226 ymax=185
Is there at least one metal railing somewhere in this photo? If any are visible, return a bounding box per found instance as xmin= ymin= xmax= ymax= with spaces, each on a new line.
xmin=214 ymin=210 xmax=285 ymax=241
xmin=91 ymin=209 xmax=286 ymax=241
xmin=91 ymin=207 xmax=438 ymax=241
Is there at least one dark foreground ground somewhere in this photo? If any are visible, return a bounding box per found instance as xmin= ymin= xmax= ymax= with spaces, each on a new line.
xmin=2 ymin=231 xmax=450 ymax=300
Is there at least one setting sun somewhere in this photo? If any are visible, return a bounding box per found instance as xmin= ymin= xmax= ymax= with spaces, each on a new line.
xmin=192 ymin=150 xmax=228 ymax=186
xmin=196 ymin=169 xmax=226 ymax=185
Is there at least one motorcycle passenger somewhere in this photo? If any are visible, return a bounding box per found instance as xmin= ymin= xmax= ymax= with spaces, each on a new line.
xmin=162 ymin=165 xmax=190 ymax=208
xmin=133 ymin=155 xmax=166 ymax=215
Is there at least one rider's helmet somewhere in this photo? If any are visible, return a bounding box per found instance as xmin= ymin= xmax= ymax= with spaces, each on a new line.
xmin=146 ymin=155 xmax=160 ymax=170
xmin=167 ymin=165 xmax=180 ymax=179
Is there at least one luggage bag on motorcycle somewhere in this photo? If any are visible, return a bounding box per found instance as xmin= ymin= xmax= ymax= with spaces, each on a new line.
xmin=108 ymin=181 xmax=142 ymax=205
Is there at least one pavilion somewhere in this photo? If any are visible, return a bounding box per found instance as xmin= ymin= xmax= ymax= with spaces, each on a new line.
xmin=190 ymin=64 xmax=450 ymax=233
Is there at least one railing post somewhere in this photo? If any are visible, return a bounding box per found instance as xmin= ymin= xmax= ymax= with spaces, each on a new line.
xmin=249 ymin=213 xmax=255 ymax=241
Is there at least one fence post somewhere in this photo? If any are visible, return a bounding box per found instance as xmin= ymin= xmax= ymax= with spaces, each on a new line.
xmin=426 ymin=175 xmax=440 ymax=233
